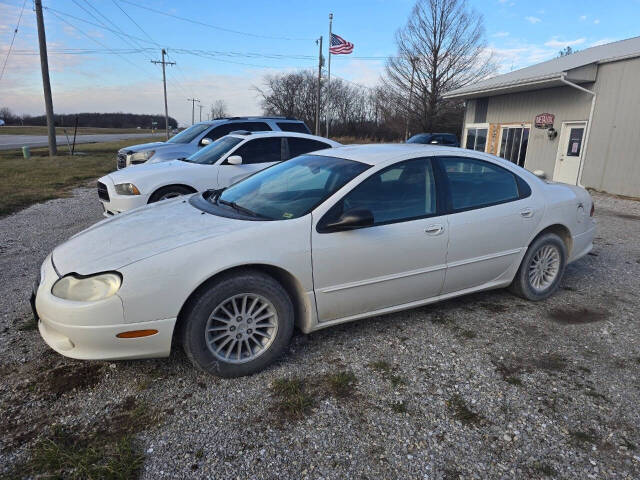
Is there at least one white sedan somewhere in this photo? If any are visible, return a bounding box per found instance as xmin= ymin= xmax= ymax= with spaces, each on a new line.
xmin=97 ymin=131 xmax=340 ymax=215
xmin=34 ymin=144 xmax=595 ymax=377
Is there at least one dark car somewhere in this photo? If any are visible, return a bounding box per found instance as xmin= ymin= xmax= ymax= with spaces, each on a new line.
xmin=407 ymin=133 xmax=459 ymax=147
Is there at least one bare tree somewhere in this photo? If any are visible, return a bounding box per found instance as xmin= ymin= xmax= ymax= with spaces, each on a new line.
xmin=209 ymin=100 xmax=229 ymax=119
xmin=384 ymin=0 xmax=496 ymax=134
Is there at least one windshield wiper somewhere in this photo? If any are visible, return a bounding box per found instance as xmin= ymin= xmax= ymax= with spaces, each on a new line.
xmin=218 ymin=198 xmax=264 ymax=218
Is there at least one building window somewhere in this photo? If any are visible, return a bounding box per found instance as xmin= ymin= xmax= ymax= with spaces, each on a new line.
xmin=465 ymin=127 xmax=488 ymax=152
xmin=499 ymin=126 xmax=529 ymax=167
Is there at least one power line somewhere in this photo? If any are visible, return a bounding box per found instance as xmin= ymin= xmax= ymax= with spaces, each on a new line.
xmin=0 ymin=0 xmax=27 ymax=83
xmin=111 ymin=0 xmax=159 ymax=45
xmin=118 ymin=0 xmax=314 ymax=41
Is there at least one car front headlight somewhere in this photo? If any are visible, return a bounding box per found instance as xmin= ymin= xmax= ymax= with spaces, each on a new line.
xmin=114 ymin=183 xmax=141 ymax=195
xmin=128 ymin=150 xmax=155 ymax=164
xmin=52 ymin=272 xmax=122 ymax=301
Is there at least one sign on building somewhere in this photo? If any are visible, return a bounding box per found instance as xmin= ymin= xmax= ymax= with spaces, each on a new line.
xmin=534 ymin=113 xmax=555 ymax=129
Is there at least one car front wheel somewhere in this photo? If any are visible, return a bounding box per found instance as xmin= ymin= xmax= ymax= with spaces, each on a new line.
xmin=181 ymin=270 xmax=294 ymax=377
xmin=148 ymin=185 xmax=194 ymax=203
xmin=509 ymin=232 xmax=567 ymax=301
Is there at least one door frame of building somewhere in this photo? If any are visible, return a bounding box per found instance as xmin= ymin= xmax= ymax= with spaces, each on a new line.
xmin=552 ymin=120 xmax=588 ymax=185
xmin=496 ymin=123 xmax=531 ymax=167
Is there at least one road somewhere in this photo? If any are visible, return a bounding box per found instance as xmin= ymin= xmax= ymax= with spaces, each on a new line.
xmin=0 ymin=133 xmax=161 ymax=151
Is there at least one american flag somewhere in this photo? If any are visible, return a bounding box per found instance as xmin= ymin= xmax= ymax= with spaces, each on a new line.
xmin=330 ymin=33 xmax=354 ymax=55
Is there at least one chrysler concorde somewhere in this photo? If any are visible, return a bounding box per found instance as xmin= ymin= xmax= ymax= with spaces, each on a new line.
xmin=33 ymin=144 xmax=595 ymax=377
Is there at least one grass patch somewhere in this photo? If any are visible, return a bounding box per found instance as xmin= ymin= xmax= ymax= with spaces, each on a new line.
xmin=460 ymin=329 xmax=477 ymax=339
xmin=505 ymin=376 xmax=523 ymax=386
xmin=570 ymin=429 xmax=599 ymax=445
xmin=447 ymin=394 xmax=482 ymax=425
xmin=531 ymin=461 xmax=557 ymax=477
xmin=270 ymin=378 xmax=316 ymax=422
xmin=270 ymin=371 xmax=359 ymax=423
xmin=390 ymin=400 xmax=409 ymax=414
xmin=0 ymin=137 xmax=157 ymax=216
xmin=368 ymin=360 xmax=407 ymax=388
xmin=325 ymin=371 xmax=357 ymax=398
xmin=2 ymin=397 xmax=159 ymax=480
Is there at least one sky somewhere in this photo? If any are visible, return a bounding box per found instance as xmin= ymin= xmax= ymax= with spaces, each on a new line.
xmin=0 ymin=0 xmax=639 ymax=126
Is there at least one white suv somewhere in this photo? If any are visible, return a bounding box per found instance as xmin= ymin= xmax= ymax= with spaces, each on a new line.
xmin=116 ymin=117 xmax=310 ymax=169
xmin=98 ymin=131 xmax=340 ymax=216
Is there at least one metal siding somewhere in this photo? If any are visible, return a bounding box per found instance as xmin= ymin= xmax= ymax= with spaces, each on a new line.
xmin=582 ymin=58 xmax=640 ymax=196
xmin=484 ymin=86 xmax=591 ymax=176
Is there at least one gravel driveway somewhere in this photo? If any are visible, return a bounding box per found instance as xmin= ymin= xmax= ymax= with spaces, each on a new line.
xmin=1 ymin=188 xmax=639 ymax=479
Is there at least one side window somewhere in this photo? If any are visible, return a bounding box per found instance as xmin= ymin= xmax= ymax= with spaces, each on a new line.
xmin=203 ymin=123 xmax=236 ymax=141
xmin=277 ymin=122 xmax=311 ymax=134
xmin=287 ymin=138 xmax=331 ymax=159
xmin=443 ymin=134 xmax=458 ymax=146
xmin=440 ymin=157 xmax=520 ymax=211
xmin=232 ymin=122 xmax=271 ymax=132
xmin=230 ymin=137 xmax=282 ymax=165
xmin=327 ymin=158 xmax=437 ymax=226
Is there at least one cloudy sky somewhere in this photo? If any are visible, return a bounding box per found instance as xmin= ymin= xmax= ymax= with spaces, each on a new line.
xmin=0 ymin=0 xmax=638 ymax=126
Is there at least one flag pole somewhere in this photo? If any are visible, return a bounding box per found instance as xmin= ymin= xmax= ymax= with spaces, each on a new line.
xmin=326 ymin=13 xmax=333 ymax=138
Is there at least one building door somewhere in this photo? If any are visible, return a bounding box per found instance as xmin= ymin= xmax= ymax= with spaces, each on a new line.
xmin=553 ymin=121 xmax=587 ymax=184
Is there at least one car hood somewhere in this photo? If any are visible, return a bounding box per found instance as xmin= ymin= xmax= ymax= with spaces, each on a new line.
xmin=106 ymin=159 xmax=196 ymax=184
xmin=52 ymin=197 xmax=252 ymax=275
xmin=118 ymin=141 xmax=166 ymax=153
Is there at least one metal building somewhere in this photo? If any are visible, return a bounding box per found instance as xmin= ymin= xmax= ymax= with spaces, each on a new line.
xmin=445 ymin=36 xmax=640 ymax=197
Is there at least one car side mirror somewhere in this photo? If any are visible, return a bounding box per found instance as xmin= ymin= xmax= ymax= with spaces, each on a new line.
xmin=320 ymin=208 xmax=374 ymax=232
xmin=200 ymin=138 xmax=213 ymax=147
xmin=227 ymin=155 xmax=242 ymax=165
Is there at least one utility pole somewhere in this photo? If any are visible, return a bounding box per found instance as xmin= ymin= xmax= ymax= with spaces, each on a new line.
xmin=34 ymin=0 xmax=56 ymax=156
xmin=326 ymin=13 xmax=333 ymax=138
xmin=187 ymin=98 xmax=200 ymax=125
xmin=315 ymin=36 xmax=323 ymax=136
xmin=404 ymin=56 xmax=418 ymax=141
xmin=151 ymin=49 xmax=175 ymax=140
xmin=198 ymin=103 xmax=204 ymax=122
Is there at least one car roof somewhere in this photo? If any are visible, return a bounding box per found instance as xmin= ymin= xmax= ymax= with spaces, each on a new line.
xmin=312 ymin=143 xmax=458 ymax=165
xmin=226 ymin=131 xmax=341 ymax=145
xmin=194 ymin=117 xmax=305 ymax=126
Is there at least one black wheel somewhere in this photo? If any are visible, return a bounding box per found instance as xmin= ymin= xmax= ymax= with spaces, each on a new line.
xmin=509 ymin=233 xmax=567 ymax=301
xmin=181 ymin=269 xmax=294 ymax=377
xmin=148 ymin=185 xmax=194 ymax=203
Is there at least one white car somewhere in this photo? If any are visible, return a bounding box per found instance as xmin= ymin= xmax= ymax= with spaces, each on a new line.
xmin=34 ymin=144 xmax=595 ymax=377
xmin=98 ymin=131 xmax=340 ymax=216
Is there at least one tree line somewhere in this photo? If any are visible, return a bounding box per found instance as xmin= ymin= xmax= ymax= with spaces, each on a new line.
xmin=258 ymin=0 xmax=495 ymax=140
xmin=0 ymin=108 xmax=177 ymax=130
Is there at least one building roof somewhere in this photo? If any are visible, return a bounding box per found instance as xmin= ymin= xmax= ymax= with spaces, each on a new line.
xmin=445 ymin=36 xmax=640 ymax=100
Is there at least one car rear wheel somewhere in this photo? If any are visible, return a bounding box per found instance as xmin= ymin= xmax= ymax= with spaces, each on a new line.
xmin=148 ymin=185 xmax=194 ymax=203
xmin=181 ymin=269 xmax=294 ymax=377
xmin=509 ymin=233 xmax=567 ymax=301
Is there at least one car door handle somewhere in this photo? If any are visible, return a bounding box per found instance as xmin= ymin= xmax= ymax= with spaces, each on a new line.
xmin=425 ymin=224 xmax=444 ymax=235
xmin=520 ymin=208 xmax=534 ymax=218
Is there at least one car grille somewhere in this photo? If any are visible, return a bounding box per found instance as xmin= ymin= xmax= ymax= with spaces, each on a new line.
xmin=97 ymin=181 xmax=110 ymax=201
xmin=117 ymin=152 xmax=127 ymax=169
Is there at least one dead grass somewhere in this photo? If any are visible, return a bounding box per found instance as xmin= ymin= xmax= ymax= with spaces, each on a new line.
xmin=447 ymin=394 xmax=483 ymax=426
xmin=0 ymin=125 xmax=156 ymax=135
xmin=0 ymin=137 xmax=157 ymax=216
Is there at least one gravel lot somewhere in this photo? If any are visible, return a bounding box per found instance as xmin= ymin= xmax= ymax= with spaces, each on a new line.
xmin=1 ymin=188 xmax=639 ymax=479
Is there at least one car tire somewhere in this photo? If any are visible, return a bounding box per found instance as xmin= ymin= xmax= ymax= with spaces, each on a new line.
xmin=148 ymin=185 xmax=194 ymax=203
xmin=181 ymin=269 xmax=294 ymax=377
xmin=509 ymin=232 xmax=567 ymax=301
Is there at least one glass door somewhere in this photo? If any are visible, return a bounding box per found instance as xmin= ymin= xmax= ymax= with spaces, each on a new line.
xmin=499 ymin=126 xmax=529 ymax=167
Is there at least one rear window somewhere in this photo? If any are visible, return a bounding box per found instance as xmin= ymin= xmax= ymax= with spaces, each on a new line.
xmin=277 ymin=122 xmax=311 ymax=134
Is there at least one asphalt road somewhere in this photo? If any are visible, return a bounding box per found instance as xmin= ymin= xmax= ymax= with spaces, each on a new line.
xmin=0 ymin=133 xmax=161 ymax=151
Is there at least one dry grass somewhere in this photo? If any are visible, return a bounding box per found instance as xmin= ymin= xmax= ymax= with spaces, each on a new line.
xmin=0 ymin=137 xmax=157 ymax=217
xmin=0 ymin=125 xmax=156 ymax=135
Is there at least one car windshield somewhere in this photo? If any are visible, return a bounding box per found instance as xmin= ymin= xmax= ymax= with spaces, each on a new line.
xmin=183 ymin=136 xmax=243 ymax=164
xmin=213 ymin=154 xmax=370 ymax=220
xmin=167 ymin=123 xmax=211 ymax=144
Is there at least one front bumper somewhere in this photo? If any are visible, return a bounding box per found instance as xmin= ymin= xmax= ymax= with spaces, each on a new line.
xmin=98 ymin=176 xmax=149 ymax=216
xmin=34 ymin=255 xmax=175 ymax=360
